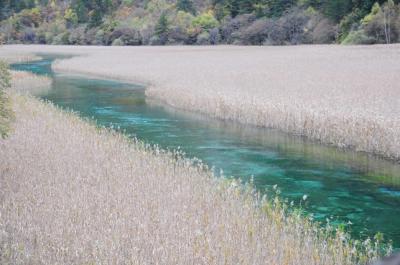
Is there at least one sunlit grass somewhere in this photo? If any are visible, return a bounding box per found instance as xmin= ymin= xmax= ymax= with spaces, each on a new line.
xmin=0 ymin=89 xmax=391 ymax=264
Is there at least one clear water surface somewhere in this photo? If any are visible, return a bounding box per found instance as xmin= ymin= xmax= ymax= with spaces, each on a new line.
xmin=12 ymin=55 xmax=400 ymax=247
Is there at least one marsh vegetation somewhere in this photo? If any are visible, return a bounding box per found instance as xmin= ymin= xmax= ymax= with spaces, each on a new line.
xmin=1 ymin=44 xmax=399 ymax=264
xmin=0 ymin=89 xmax=391 ymax=265
xmin=7 ymin=44 xmax=396 ymax=160
xmin=0 ymin=60 xmax=12 ymax=138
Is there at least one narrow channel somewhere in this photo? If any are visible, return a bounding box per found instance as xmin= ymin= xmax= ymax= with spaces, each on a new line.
xmin=12 ymin=55 xmax=400 ymax=247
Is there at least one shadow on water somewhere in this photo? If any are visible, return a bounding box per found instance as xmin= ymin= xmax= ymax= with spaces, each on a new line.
xmin=11 ymin=55 xmax=400 ymax=248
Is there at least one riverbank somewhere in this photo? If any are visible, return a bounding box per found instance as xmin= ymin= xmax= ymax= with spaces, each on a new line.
xmin=0 ymin=69 xmax=388 ymax=264
xmin=10 ymin=70 xmax=52 ymax=95
xmin=1 ymin=44 xmax=399 ymax=162
xmin=0 ymin=49 xmax=41 ymax=64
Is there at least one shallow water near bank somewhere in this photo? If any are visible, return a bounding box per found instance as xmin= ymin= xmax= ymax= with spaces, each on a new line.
xmin=12 ymin=56 xmax=400 ymax=247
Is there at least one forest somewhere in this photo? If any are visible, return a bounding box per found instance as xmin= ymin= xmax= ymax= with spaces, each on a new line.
xmin=0 ymin=0 xmax=399 ymax=45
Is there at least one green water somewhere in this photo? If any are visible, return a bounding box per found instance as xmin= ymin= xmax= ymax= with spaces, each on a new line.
xmin=12 ymin=56 xmax=400 ymax=247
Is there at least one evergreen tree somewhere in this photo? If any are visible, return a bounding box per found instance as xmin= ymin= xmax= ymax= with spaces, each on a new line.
xmin=177 ymin=0 xmax=196 ymax=15
xmin=89 ymin=9 xmax=102 ymax=28
xmin=74 ymin=0 xmax=89 ymax=23
xmin=322 ymin=0 xmax=354 ymax=21
xmin=238 ymin=0 xmax=256 ymax=14
xmin=265 ymin=0 xmax=296 ymax=17
xmin=0 ymin=0 xmax=10 ymax=20
xmin=155 ymin=12 xmax=169 ymax=44
xmin=224 ymin=0 xmax=241 ymax=17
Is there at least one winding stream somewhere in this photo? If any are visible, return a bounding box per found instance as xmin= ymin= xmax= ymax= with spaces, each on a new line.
xmin=12 ymin=55 xmax=400 ymax=247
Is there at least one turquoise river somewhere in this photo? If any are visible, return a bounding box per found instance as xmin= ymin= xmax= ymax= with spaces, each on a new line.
xmin=12 ymin=55 xmax=400 ymax=248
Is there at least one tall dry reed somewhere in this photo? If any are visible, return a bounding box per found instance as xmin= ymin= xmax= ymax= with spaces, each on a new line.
xmin=2 ymin=45 xmax=397 ymax=160
xmin=0 ymin=49 xmax=41 ymax=64
xmin=10 ymin=71 xmax=52 ymax=95
xmin=0 ymin=89 xmax=390 ymax=264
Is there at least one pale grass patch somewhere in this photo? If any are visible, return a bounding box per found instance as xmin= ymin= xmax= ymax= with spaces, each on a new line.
xmin=0 ymin=49 xmax=41 ymax=64
xmin=2 ymin=44 xmax=397 ymax=160
xmin=10 ymin=71 xmax=52 ymax=95
xmin=0 ymin=89 xmax=389 ymax=264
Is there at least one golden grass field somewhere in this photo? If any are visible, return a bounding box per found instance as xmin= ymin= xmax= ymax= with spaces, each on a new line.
xmin=1 ymin=44 xmax=399 ymax=161
xmin=0 ymin=69 xmax=389 ymax=264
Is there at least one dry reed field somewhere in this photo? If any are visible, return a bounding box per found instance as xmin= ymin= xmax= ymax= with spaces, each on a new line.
xmin=0 ymin=49 xmax=41 ymax=64
xmin=1 ymin=44 xmax=399 ymax=161
xmin=0 ymin=71 xmax=389 ymax=264
xmin=10 ymin=71 xmax=52 ymax=95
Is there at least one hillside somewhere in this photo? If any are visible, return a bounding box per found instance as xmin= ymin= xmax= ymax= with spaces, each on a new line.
xmin=0 ymin=0 xmax=399 ymax=45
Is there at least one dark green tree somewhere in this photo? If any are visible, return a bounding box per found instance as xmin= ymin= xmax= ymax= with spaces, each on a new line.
xmin=322 ymin=0 xmax=354 ymax=21
xmin=176 ymin=0 xmax=196 ymax=15
xmin=0 ymin=0 xmax=36 ymax=20
xmin=225 ymin=0 xmax=241 ymax=17
xmin=74 ymin=0 xmax=89 ymax=23
xmin=238 ymin=0 xmax=256 ymax=14
xmin=89 ymin=8 xmax=102 ymax=27
xmin=265 ymin=0 xmax=296 ymax=17
xmin=155 ymin=12 xmax=169 ymax=44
